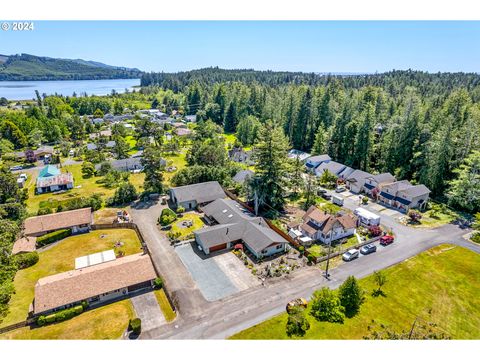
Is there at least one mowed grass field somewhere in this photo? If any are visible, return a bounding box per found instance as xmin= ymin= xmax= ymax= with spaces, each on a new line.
xmin=1 ymin=229 xmax=142 ymax=327
xmin=231 ymin=245 xmax=480 ymax=339
xmin=25 ymin=163 xmax=145 ymax=214
xmin=0 ymin=299 xmax=134 ymax=340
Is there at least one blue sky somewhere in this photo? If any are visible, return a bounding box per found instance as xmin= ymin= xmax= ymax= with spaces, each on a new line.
xmin=1 ymin=21 xmax=479 ymax=73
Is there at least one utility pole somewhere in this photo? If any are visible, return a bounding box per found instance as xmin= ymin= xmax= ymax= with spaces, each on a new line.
xmin=324 ymin=223 xmax=337 ymax=280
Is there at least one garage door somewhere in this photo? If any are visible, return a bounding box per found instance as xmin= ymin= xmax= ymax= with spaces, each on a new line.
xmin=209 ymin=243 xmax=227 ymax=253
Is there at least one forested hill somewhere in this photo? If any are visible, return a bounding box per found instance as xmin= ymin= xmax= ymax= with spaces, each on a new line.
xmin=141 ymin=67 xmax=480 ymax=94
xmin=0 ymin=54 xmax=143 ymax=81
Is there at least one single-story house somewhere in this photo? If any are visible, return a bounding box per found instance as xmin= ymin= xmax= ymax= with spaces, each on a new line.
xmin=228 ymin=147 xmax=254 ymax=165
xmin=175 ymin=128 xmax=192 ymax=137
xmin=288 ymin=149 xmax=311 ymax=162
xmin=346 ymin=170 xmax=373 ymax=193
xmin=378 ymin=181 xmax=430 ymax=212
xmin=36 ymin=165 xmax=74 ymax=194
xmin=299 ymin=206 xmax=357 ymax=244
xmin=12 ymin=236 xmax=37 ymax=255
xmin=194 ymin=198 xmax=288 ymax=259
xmin=305 ymin=154 xmax=331 ymax=171
xmin=169 ymin=181 xmax=226 ymax=210
xmin=33 ymin=253 xmax=157 ymax=315
xmin=24 ymin=207 xmax=93 ymax=237
xmin=15 ymin=145 xmax=54 ymax=160
xmin=88 ymin=129 xmax=112 ymax=139
xmin=363 ymin=173 xmax=396 ymax=196
xmin=232 ymin=169 xmax=254 ymax=184
xmin=94 ymin=157 xmax=160 ymax=172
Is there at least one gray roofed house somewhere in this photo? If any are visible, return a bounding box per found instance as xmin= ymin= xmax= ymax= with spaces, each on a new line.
xmin=338 ymin=166 xmax=355 ymax=179
xmin=377 ymin=180 xmax=430 ymax=212
xmin=195 ymin=198 xmax=288 ymax=258
xmin=345 ymin=170 xmax=373 ymax=193
xmin=169 ymin=181 xmax=226 ymax=210
xmin=314 ymin=161 xmax=348 ymax=177
xmin=363 ymin=172 xmax=396 ymax=194
xmin=288 ymin=149 xmax=311 ymax=162
xmin=305 ymin=154 xmax=331 ymax=170
xmin=86 ymin=143 xmax=98 ymax=151
xmin=94 ymin=157 xmax=161 ymax=172
xmin=233 ymin=169 xmax=254 ymax=184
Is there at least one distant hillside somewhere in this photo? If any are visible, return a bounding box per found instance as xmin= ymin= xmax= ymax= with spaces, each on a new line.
xmin=0 ymin=54 xmax=143 ymax=81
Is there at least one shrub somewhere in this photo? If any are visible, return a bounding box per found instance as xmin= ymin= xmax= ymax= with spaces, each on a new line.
xmin=14 ymin=251 xmax=39 ymax=269
xmin=306 ymin=254 xmax=315 ymax=264
xmin=408 ymin=209 xmax=422 ymax=223
xmin=362 ymin=196 xmax=369 ymax=204
xmin=74 ymin=305 xmax=84 ymax=315
xmin=338 ymin=276 xmax=364 ymax=317
xmin=81 ymin=300 xmax=88 ymax=310
xmin=45 ymin=314 xmax=56 ymax=323
xmin=37 ymin=207 xmax=53 ymax=216
xmin=310 ymin=287 xmax=345 ymax=323
xmin=129 ymin=318 xmax=142 ymax=335
xmin=367 ymin=225 xmax=382 ymax=237
xmin=36 ymin=228 xmax=72 ymax=247
xmin=36 ymin=315 xmax=46 ymax=326
xmin=153 ymin=277 xmax=163 ymax=289
xmin=176 ymin=206 xmax=185 ymax=214
xmin=298 ymin=246 xmax=305 ymax=253
xmin=159 ymin=208 xmax=177 ymax=225
xmin=286 ymin=306 xmax=310 ymax=337
xmin=471 ymin=232 xmax=480 ymax=244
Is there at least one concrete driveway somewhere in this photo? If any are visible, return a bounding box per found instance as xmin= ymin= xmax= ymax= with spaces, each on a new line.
xmin=130 ymin=292 xmax=166 ymax=332
xmin=175 ymin=243 xmax=258 ymax=301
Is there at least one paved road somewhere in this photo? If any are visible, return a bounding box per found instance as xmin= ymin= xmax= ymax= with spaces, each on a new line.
xmin=130 ymin=198 xmax=479 ymax=340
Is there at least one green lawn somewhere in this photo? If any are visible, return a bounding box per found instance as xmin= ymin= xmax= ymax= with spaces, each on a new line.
xmin=170 ymin=212 xmax=205 ymax=240
xmin=154 ymin=289 xmax=176 ymax=323
xmin=0 ymin=299 xmax=134 ymax=340
xmin=308 ymin=235 xmax=359 ymax=258
xmin=231 ymin=244 xmax=480 ymax=339
xmin=163 ymin=151 xmax=187 ymax=185
xmin=25 ymin=163 xmax=145 ymax=214
xmin=1 ymin=229 xmax=143 ymax=326
xmin=411 ymin=201 xmax=463 ymax=228
xmin=125 ymin=135 xmax=139 ymax=155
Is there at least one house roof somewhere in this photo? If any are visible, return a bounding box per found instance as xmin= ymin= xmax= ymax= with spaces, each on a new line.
xmin=315 ymin=161 xmax=347 ymax=176
xmin=38 ymin=165 xmax=61 ymax=178
xmin=95 ymin=157 xmax=149 ymax=171
xmin=34 ymin=253 xmax=156 ymax=314
xmin=301 ymin=206 xmax=357 ymax=237
xmin=288 ymin=149 xmax=311 ymax=161
xmin=196 ymin=198 xmax=287 ymax=253
xmin=12 ymin=237 xmax=37 ymax=255
xmin=338 ymin=166 xmax=355 ymax=179
xmin=369 ymin=172 xmax=396 ymax=184
xmin=86 ymin=143 xmax=98 ymax=151
xmin=346 ymin=170 xmax=372 ymax=183
xmin=105 ymin=140 xmax=116 ymax=148
xmin=398 ymin=184 xmax=431 ymax=198
xmin=24 ymin=208 xmax=92 ymax=236
xmin=306 ymin=154 xmax=331 ymax=164
xmin=232 ymin=169 xmax=254 ymax=184
xmin=175 ymin=128 xmax=192 ymax=136
xmin=36 ymin=173 xmax=73 ymax=189
xmin=170 ymin=181 xmax=226 ymax=205
xmin=381 ymin=180 xmax=412 ymax=193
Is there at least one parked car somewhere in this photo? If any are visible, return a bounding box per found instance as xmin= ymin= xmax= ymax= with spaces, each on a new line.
xmin=19 ymin=173 xmax=28 ymax=180
xmin=9 ymin=165 xmax=23 ymax=171
xmin=321 ymin=193 xmax=332 ymax=200
xmin=380 ymin=235 xmax=395 ymax=246
xmin=317 ymin=189 xmax=327 ymax=195
xmin=335 ymin=186 xmax=346 ymax=193
xmin=342 ymin=248 xmax=360 ymax=261
xmin=286 ymin=298 xmax=308 ymax=313
xmin=360 ymin=243 xmax=377 ymax=255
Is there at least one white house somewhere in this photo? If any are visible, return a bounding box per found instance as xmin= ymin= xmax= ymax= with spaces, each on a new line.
xmin=305 ymin=154 xmax=331 ymax=171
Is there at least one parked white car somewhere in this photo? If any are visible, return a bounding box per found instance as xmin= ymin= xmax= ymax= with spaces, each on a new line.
xmin=342 ymin=249 xmax=360 ymax=262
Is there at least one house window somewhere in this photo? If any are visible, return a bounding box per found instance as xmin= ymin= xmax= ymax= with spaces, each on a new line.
xmin=261 ymin=249 xmax=267 ymax=254
xmin=276 ymin=244 xmax=283 ymax=249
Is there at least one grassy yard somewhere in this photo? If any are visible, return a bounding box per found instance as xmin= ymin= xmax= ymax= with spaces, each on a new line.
xmin=0 ymin=299 xmax=134 ymax=340
xmin=93 ymin=207 xmax=127 ymax=224
xmin=411 ymin=201 xmax=464 ymax=228
xmin=170 ymin=212 xmax=205 ymax=240
xmin=231 ymin=244 xmax=480 ymax=339
xmin=125 ymin=135 xmax=139 ymax=155
xmin=308 ymin=235 xmax=359 ymax=258
xmin=1 ymin=229 xmax=142 ymax=326
xmin=25 ymin=163 xmax=145 ymax=214
xmin=163 ymin=151 xmax=187 ymax=185
xmin=154 ymin=289 xmax=176 ymax=323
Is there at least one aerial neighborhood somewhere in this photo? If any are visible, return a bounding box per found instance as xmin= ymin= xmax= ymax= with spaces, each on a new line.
xmin=0 ymin=58 xmax=479 ymax=343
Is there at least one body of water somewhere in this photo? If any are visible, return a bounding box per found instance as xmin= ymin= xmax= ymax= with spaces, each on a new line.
xmin=0 ymin=78 xmax=141 ymax=100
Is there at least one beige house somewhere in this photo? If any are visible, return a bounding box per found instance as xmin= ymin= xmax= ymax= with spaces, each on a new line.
xmin=33 ymin=253 xmax=157 ymax=315
xmin=24 ymin=208 xmax=93 ymax=237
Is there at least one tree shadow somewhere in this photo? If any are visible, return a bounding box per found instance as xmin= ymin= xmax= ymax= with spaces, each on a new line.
xmin=371 ymin=289 xmax=387 ymax=298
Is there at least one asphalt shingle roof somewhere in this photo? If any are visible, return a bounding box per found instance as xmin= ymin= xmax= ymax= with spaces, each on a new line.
xmin=170 ymin=181 xmax=226 ymax=205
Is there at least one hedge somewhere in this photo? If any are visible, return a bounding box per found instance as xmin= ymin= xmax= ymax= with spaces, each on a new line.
xmin=36 ymin=228 xmax=72 ymax=248
xmin=14 ymin=251 xmax=39 ymax=269
xmin=153 ymin=277 xmax=163 ymax=289
xmin=36 ymin=305 xmax=85 ymax=326
xmin=159 ymin=208 xmax=177 ymax=226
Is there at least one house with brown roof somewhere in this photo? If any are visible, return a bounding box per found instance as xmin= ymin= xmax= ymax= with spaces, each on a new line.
xmin=12 ymin=237 xmax=37 ymax=255
xmin=24 ymin=208 xmax=93 ymax=237
xmin=299 ymin=206 xmax=357 ymax=244
xmin=33 ymin=253 xmax=157 ymax=315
